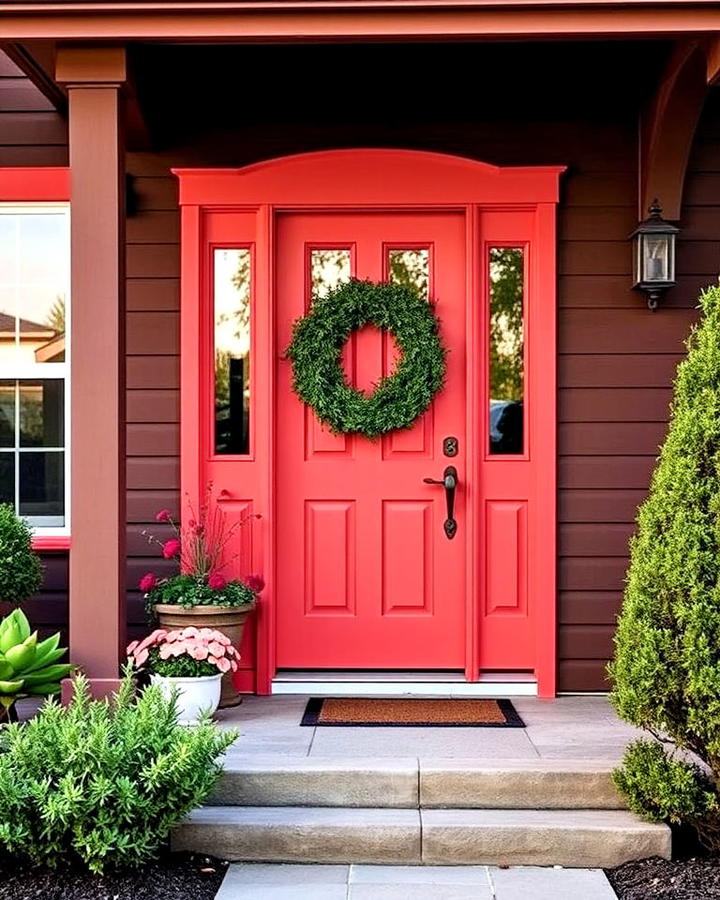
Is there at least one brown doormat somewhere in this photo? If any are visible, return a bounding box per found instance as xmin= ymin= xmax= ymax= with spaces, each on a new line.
xmin=300 ymin=697 xmax=525 ymax=727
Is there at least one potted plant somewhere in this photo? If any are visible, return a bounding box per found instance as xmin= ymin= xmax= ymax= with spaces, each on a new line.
xmin=126 ymin=626 xmax=240 ymax=724
xmin=139 ymin=487 xmax=263 ymax=707
xmin=0 ymin=504 xmax=42 ymax=607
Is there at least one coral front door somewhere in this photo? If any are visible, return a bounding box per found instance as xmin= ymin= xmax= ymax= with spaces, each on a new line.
xmin=276 ymin=212 xmax=467 ymax=668
xmin=175 ymin=150 xmax=561 ymax=692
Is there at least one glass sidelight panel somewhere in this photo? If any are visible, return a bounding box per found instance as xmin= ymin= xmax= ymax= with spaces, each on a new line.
xmin=388 ymin=249 xmax=429 ymax=299
xmin=310 ymin=249 xmax=351 ymax=300
xmin=489 ymin=247 xmax=525 ymax=455
xmin=214 ymin=248 xmax=251 ymax=456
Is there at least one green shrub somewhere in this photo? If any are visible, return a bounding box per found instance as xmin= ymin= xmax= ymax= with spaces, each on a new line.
xmin=0 ymin=671 xmax=236 ymax=873
xmin=0 ymin=504 xmax=42 ymax=605
xmin=609 ymin=284 xmax=720 ymax=849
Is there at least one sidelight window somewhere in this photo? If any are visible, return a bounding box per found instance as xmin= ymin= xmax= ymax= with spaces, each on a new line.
xmin=488 ymin=246 xmax=525 ymax=455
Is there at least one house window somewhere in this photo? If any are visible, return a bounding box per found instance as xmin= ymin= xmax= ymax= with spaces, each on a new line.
xmin=0 ymin=204 xmax=70 ymax=531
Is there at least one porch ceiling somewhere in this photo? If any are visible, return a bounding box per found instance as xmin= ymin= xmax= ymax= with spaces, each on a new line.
xmin=130 ymin=40 xmax=671 ymax=150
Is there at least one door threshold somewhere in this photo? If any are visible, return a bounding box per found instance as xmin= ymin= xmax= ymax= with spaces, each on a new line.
xmin=271 ymin=672 xmax=538 ymax=697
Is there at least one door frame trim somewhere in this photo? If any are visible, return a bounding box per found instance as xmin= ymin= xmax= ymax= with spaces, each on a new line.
xmin=174 ymin=149 xmax=565 ymax=696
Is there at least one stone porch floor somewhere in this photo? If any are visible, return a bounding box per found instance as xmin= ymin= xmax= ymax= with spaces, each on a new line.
xmin=215 ymin=694 xmax=642 ymax=761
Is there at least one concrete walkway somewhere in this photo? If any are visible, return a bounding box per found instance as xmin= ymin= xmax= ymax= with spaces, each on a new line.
xmin=215 ymin=694 xmax=642 ymax=760
xmin=215 ymin=863 xmax=618 ymax=899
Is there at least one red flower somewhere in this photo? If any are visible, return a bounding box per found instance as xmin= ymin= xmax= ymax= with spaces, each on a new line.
xmin=162 ymin=538 xmax=181 ymax=559
xmin=155 ymin=509 xmax=171 ymax=523
xmin=208 ymin=572 xmax=226 ymax=591
xmin=246 ymin=574 xmax=265 ymax=593
xmin=139 ymin=572 xmax=158 ymax=593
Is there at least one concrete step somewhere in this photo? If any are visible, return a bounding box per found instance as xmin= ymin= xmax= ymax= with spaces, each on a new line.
xmin=210 ymin=757 xmax=625 ymax=809
xmin=172 ymin=806 xmax=670 ymax=868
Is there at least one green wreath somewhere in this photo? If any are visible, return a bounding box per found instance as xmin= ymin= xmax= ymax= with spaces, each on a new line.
xmin=287 ymin=278 xmax=447 ymax=438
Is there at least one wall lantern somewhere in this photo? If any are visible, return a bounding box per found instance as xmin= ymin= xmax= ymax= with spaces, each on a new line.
xmin=631 ymin=201 xmax=679 ymax=311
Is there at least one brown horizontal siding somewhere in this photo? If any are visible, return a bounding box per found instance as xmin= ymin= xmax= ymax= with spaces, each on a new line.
xmin=0 ymin=51 xmax=67 ymax=168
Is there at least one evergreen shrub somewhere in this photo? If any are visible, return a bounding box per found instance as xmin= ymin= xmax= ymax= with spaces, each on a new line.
xmin=0 ymin=504 xmax=42 ymax=605
xmin=610 ymin=285 xmax=720 ymax=848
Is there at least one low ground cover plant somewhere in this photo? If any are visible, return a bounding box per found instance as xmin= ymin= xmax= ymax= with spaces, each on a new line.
xmin=0 ymin=672 xmax=236 ymax=873
xmin=610 ymin=284 xmax=720 ymax=849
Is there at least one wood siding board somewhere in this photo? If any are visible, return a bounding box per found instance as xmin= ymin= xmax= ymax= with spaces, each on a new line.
xmin=559 ymin=457 xmax=656 ymax=490
xmin=127 ymin=491 xmax=179 ymax=523
xmin=560 ymin=591 xmax=622 ymax=625
xmin=559 ymin=490 xmax=647 ymax=524
xmin=126 ymin=356 xmax=179 ymax=390
xmin=126 ymin=457 xmax=179 ymax=491
xmin=559 ymin=523 xmax=633 ymax=557
xmin=558 ymin=659 xmax=610 ymax=692
xmin=127 ymin=311 xmax=179 ymax=354
xmin=559 ymin=388 xmax=672 ymax=423
xmin=127 ymin=278 xmax=180 ymax=311
xmin=127 ymin=423 xmax=180 ymax=456
xmin=559 ymin=625 xmax=615 ymax=660
xmin=126 ymin=389 xmax=179 ymax=423
xmin=559 ymin=354 xmax=683 ymax=387
xmin=559 ymin=422 xmax=668 ymax=455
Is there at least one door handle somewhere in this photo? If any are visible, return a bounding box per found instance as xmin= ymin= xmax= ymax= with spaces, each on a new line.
xmin=423 ymin=466 xmax=458 ymax=540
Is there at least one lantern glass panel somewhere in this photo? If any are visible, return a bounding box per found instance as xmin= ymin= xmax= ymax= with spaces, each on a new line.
xmin=642 ymin=235 xmax=670 ymax=283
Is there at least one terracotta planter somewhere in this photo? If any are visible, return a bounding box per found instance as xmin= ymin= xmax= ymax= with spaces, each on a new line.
xmin=153 ymin=603 xmax=254 ymax=708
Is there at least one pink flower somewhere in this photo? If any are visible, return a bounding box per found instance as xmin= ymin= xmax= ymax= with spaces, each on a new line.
xmin=230 ymin=660 xmax=238 ymax=672
xmin=181 ymin=626 xmax=200 ymax=638
xmin=135 ymin=648 xmax=149 ymax=667
xmin=245 ymin=574 xmax=265 ymax=593
xmin=208 ymin=641 xmax=225 ymax=657
xmin=199 ymin=628 xmax=215 ymax=639
xmin=159 ymin=644 xmax=173 ymax=659
xmin=189 ymin=644 xmax=209 ymax=660
xmin=216 ymin=632 xmax=232 ymax=646
xmin=162 ymin=538 xmax=181 ymax=559
xmin=126 ymin=640 xmax=139 ymax=655
xmin=215 ymin=656 xmax=231 ymax=673
xmin=208 ymin=572 xmax=226 ymax=591
xmin=155 ymin=509 xmax=171 ymax=523
xmin=137 ymin=629 xmax=166 ymax=653
xmin=139 ymin=572 xmax=158 ymax=593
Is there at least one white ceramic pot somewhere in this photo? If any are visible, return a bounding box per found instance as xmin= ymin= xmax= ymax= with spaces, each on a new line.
xmin=150 ymin=673 xmax=222 ymax=724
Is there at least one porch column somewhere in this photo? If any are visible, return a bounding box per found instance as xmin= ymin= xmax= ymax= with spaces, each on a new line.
xmin=56 ymin=47 xmax=127 ymax=679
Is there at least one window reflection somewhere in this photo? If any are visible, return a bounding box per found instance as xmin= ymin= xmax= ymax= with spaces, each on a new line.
xmin=311 ymin=249 xmax=351 ymax=300
xmin=389 ymin=249 xmax=429 ymax=299
xmin=489 ymin=247 xmax=524 ymax=455
xmin=0 ymin=210 xmax=68 ymax=366
xmin=214 ymin=249 xmax=251 ymax=455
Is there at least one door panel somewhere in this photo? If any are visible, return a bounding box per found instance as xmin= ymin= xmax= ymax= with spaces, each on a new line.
xmin=275 ymin=212 xmax=466 ymax=669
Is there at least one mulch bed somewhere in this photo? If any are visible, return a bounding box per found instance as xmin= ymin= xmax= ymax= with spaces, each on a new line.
xmin=0 ymin=852 xmax=228 ymax=900
xmin=608 ymin=856 xmax=720 ymax=899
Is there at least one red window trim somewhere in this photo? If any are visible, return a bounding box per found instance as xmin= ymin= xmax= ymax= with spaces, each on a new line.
xmin=0 ymin=168 xmax=70 ymax=202
xmin=32 ymin=536 xmax=71 ymax=552
xmin=2 ymin=167 xmax=71 ymax=552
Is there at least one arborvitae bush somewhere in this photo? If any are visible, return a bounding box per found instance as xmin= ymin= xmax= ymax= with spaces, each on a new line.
xmin=610 ymin=284 xmax=720 ymax=849
xmin=0 ymin=504 xmax=42 ymax=605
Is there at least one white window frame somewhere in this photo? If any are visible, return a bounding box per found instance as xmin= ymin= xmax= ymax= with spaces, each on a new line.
xmin=0 ymin=202 xmax=71 ymax=537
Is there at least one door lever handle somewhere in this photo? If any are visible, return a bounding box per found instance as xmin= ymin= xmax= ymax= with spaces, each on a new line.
xmin=423 ymin=465 xmax=458 ymax=540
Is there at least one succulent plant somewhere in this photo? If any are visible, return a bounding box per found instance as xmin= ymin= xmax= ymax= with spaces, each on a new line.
xmin=0 ymin=609 xmax=71 ymax=718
